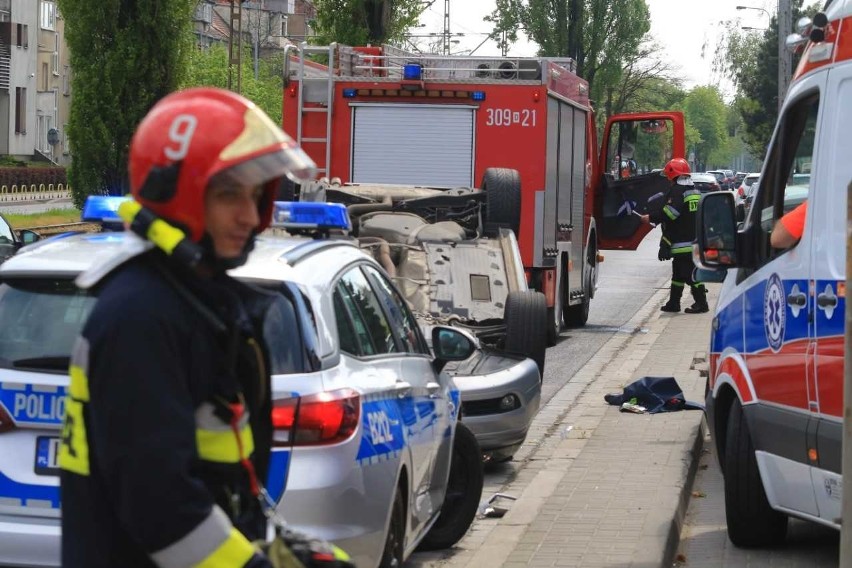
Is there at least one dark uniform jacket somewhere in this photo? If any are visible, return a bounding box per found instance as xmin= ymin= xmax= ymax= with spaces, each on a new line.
xmin=649 ymin=181 xmax=701 ymax=255
xmin=60 ymin=250 xmax=275 ymax=568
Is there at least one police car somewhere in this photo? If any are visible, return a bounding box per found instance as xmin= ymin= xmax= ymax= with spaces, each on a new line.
xmin=694 ymin=0 xmax=850 ymax=548
xmin=0 ymin=198 xmax=484 ymax=568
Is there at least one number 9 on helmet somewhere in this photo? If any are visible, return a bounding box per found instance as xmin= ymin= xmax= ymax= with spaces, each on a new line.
xmin=128 ymin=87 xmax=317 ymax=243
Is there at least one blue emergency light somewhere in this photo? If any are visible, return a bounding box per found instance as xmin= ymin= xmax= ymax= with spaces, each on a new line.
xmin=271 ymin=201 xmax=351 ymax=232
xmin=403 ymin=63 xmax=423 ymax=81
xmin=342 ymin=88 xmax=357 ymax=98
xmin=81 ymin=195 xmax=131 ymax=223
xmin=470 ymin=91 xmax=486 ymax=101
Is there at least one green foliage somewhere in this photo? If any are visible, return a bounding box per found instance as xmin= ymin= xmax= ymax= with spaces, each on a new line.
xmin=183 ymin=44 xmax=284 ymax=125
xmin=311 ymin=0 xmax=423 ymax=45
xmin=682 ymin=86 xmax=727 ymax=170
xmin=58 ymin=0 xmax=196 ymax=207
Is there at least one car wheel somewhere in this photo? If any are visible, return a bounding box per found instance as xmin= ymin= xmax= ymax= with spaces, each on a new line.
xmin=481 ymin=168 xmax=521 ymax=237
xmin=418 ymin=423 xmax=484 ymax=551
xmin=723 ymin=399 xmax=788 ymax=547
xmin=379 ymin=488 xmax=405 ymax=568
xmin=504 ymin=290 xmax=547 ymax=376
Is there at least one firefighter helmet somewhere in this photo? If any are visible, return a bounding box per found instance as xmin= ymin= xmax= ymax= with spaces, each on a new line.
xmin=128 ymin=87 xmax=316 ymax=242
xmin=661 ymin=158 xmax=690 ymax=182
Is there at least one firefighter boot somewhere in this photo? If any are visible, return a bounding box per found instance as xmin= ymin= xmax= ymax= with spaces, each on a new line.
xmin=661 ymin=284 xmax=683 ymax=313
xmin=684 ymin=285 xmax=709 ymax=314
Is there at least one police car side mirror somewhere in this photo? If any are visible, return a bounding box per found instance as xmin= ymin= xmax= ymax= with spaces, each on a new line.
xmin=697 ymin=192 xmax=739 ymax=269
xmin=18 ymin=229 xmax=41 ymax=247
xmin=432 ymin=326 xmax=478 ymax=372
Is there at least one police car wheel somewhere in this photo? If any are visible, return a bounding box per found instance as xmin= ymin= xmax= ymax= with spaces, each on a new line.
xmin=417 ymin=423 xmax=484 ymax=551
xmin=723 ymin=399 xmax=788 ymax=547
xmin=379 ymin=488 xmax=405 ymax=568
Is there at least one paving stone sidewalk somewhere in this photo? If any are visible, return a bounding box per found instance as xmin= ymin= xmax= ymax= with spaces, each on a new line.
xmin=415 ymin=285 xmax=718 ymax=568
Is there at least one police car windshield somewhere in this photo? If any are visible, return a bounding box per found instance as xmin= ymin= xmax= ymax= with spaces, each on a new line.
xmin=0 ymin=278 xmax=96 ymax=372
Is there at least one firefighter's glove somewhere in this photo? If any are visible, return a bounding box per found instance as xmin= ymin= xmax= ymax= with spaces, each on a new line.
xmin=658 ymin=239 xmax=672 ymax=261
xmin=256 ymin=526 xmax=356 ymax=568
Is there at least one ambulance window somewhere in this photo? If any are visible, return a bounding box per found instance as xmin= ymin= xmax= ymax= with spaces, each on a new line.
xmin=751 ymin=93 xmax=818 ymax=265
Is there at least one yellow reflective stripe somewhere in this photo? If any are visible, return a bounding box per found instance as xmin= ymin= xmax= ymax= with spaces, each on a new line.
xmin=117 ymin=199 xmax=142 ymax=224
xmin=58 ymin=398 xmax=90 ymax=476
xmin=332 ymin=544 xmax=352 ymax=561
xmin=68 ymin=365 xmax=90 ymax=402
xmin=147 ymin=218 xmax=185 ymax=254
xmin=671 ymin=246 xmax=693 ymax=254
xmin=196 ymin=424 xmax=255 ymax=463
xmin=663 ymin=205 xmax=679 ymax=220
xmin=194 ymin=528 xmax=256 ymax=568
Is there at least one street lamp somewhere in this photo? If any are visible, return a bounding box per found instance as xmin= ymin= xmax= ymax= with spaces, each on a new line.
xmin=741 ymin=26 xmax=769 ymax=31
xmin=736 ymin=5 xmax=771 ymax=19
xmin=736 ymin=3 xmax=791 ymax=111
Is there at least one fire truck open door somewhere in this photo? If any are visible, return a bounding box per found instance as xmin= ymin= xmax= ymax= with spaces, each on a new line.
xmin=595 ymin=112 xmax=686 ymax=250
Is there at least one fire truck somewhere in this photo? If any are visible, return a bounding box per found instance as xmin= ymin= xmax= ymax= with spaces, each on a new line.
xmin=282 ymin=43 xmax=686 ymax=340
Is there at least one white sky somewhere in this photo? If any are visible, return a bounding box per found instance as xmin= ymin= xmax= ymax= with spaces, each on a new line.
xmin=414 ymin=0 xmax=777 ymax=97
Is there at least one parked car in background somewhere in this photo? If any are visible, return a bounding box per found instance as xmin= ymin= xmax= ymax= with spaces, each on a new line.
xmin=733 ymin=172 xmax=748 ymax=188
xmin=706 ymin=170 xmax=729 ymax=190
xmin=691 ymin=173 xmax=722 ymax=193
xmin=735 ymin=173 xmax=761 ymax=219
xmin=722 ymin=169 xmax=736 ymax=190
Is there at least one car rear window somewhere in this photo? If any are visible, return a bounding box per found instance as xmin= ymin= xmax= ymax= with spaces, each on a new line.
xmin=0 ymin=278 xmax=96 ymax=371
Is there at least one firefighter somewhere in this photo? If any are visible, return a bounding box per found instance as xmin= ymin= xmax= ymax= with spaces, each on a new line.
xmin=58 ymin=88 xmax=322 ymax=567
xmin=640 ymin=158 xmax=708 ymax=314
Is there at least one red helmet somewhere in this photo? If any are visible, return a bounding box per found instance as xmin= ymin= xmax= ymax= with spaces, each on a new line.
xmin=661 ymin=158 xmax=690 ymax=182
xmin=129 ymin=87 xmax=316 ymax=242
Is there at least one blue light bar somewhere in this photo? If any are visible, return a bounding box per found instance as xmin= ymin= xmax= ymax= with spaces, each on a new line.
xmin=403 ymin=63 xmax=422 ymax=81
xmin=471 ymin=91 xmax=486 ymax=101
xmin=81 ymin=195 xmax=131 ymax=223
xmin=272 ymin=201 xmax=351 ymax=232
xmin=342 ymin=88 xmax=357 ymax=98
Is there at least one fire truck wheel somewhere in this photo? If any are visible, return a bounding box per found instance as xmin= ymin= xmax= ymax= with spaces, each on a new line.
xmin=481 ymin=168 xmax=521 ymax=237
xmin=418 ymin=423 xmax=483 ymax=551
xmin=379 ymin=487 xmax=405 ymax=567
xmin=723 ymin=398 xmax=788 ymax=547
xmin=504 ymin=290 xmax=547 ymax=377
xmin=564 ymin=270 xmax=591 ymax=327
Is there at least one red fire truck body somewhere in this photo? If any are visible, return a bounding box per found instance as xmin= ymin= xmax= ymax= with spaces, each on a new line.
xmin=283 ymin=44 xmax=685 ymax=334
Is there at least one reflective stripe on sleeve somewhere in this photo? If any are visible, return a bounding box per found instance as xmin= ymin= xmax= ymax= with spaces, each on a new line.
xmin=663 ymin=205 xmax=680 ymax=220
xmin=151 ymin=506 xmax=255 ymax=568
xmin=195 ymin=403 xmax=255 ymax=463
xmin=68 ymin=337 xmax=90 ymax=401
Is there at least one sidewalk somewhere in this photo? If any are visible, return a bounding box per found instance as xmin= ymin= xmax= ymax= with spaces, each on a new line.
xmin=417 ymin=284 xmax=716 ymax=568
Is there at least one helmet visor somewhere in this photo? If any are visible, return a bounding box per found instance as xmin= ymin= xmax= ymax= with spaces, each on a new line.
xmin=210 ymin=144 xmax=317 ymax=190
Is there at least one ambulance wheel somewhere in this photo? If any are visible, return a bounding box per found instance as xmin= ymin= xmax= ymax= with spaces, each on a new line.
xmin=418 ymin=423 xmax=484 ymax=551
xmin=723 ymin=399 xmax=788 ymax=547
xmin=379 ymin=488 xmax=405 ymax=567
xmin=481 ymin=168 xmax=521 ymax=237
xmin=504 ymin=290 xmax=547 ymax=377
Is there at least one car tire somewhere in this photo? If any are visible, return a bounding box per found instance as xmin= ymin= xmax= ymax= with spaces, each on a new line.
xmin=504 ymin=290 xmax=547 ymax=376
xmin=379 ymin=488 xmax=405 ymax=568
xmin=723 ymin=398 xmax=788 ymax=547
xmin=481 ymin=168 xmax=522 ymax=237
xmin=418 ymin=423 xmax=484 ymax=551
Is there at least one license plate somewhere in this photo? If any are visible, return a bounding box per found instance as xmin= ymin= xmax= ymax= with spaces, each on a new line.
xmin=34 ymin=436 xmax=60 ymax=476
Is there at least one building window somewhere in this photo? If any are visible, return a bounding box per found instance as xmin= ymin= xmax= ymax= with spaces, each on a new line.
xmin=41 ymin=62 xmax=48 ymax=91
xmin=62 ymin=123 xmax=69 ymax=155
xmin=287 ymin=0 xmax=295 ymax=13
xmin=16 ymin=23 xmax=27 ymax=47
xmin=40 ymin=1 xmax=56 ymax=30
xmin=52 ymin=33 xmax=59 ymax=75
xmin=63 ymin=65 xmax=69 ymax=95
xmin=280 ymin=14 xmax=288 ymax=36
xmin=15 ymin=87 xmax=26 ymax=134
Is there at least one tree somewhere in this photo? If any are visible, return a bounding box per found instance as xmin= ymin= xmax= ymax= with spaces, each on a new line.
xmin=682 ymin=86 xmax=727 ymax=171
xmin=311 ymin=0 xmax=423 ymax=46
xmin=59 ymin=0 xmax=196 ymax=206
xmin=601 ymin=39 xmax=684 ymax=119
xmin=183 ymin=44 xmax=284 ymax=125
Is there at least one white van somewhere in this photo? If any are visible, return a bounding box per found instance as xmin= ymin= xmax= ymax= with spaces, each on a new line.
xmin=694 ymin=0 xmax=850 ymax=547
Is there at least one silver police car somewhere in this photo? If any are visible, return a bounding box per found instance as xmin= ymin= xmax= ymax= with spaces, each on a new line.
xmin=0 ymin=200 xmax=484 ymax=568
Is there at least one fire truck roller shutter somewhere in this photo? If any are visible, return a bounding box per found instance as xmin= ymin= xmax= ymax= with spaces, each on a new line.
xmin=351 ymin=104 xmax=474 ymax=187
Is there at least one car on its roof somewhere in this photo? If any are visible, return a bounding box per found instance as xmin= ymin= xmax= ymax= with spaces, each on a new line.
xmin=0 ymin=201 xmax=485 ymax=568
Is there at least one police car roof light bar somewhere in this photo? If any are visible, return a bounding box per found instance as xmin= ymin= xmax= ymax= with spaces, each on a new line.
xmin=81 ymin=195 xmax=131 ymax=224
xmin=271 ymin=201 xmax=352 ymax=232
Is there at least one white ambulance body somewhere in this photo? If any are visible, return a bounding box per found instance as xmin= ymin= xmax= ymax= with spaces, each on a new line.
xmin=696 ymin=0 xmax=851 ymax=547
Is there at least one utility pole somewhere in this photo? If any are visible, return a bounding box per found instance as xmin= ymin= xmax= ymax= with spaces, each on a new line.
xmin=228 ymin=0 xmax=244 ymax=93
xmin=442 ymin=0 xmax=450 ymax=55
xmin=778 ymin=0 xmax=792 ymax=110
xmin=843 ymin=181 xmax=852 ymax=567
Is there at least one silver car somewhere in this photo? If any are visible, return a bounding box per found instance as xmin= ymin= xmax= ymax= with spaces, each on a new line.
xmin=0 ymin=200 xmax=484 ymax=568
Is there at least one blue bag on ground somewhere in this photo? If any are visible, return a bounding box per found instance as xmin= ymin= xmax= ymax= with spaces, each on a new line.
xmin=603 ymin=376 xmax=704 ymax=413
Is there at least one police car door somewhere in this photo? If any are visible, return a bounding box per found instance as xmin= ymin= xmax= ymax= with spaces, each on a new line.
xmin=361 ymin=264 xmax=453 ymax=538
xmin=737 ymin=77 xmax=824 ymax=519
xmin=808 ymin=60 xmax=852 ymax=524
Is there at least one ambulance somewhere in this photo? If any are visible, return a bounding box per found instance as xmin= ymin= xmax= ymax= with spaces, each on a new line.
xmin=281 ymin=43 xmax=686 ymax=342
xmin=695 ymin=0 xmax=850 ymax=546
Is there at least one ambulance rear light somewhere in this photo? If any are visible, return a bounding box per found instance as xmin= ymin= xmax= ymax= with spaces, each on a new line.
xmin=0 ymin=404 xmax=15 ymax=434
xmin=271 ymin=388 xmax=360 ymax=446
xmin=271 ymin=201 xmax=351 ymax=232
xmin=81 ymin=195 xmax=131 ymax=224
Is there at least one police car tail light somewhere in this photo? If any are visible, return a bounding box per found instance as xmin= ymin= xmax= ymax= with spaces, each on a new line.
xmin=272 ymin=388 xmax=360 ymax=447
xmin=0 ymin=404 xmax=14 ymax=433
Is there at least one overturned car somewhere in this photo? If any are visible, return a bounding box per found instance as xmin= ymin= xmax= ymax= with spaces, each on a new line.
xmin=299 ymin=168 xmax=544 ymax=462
